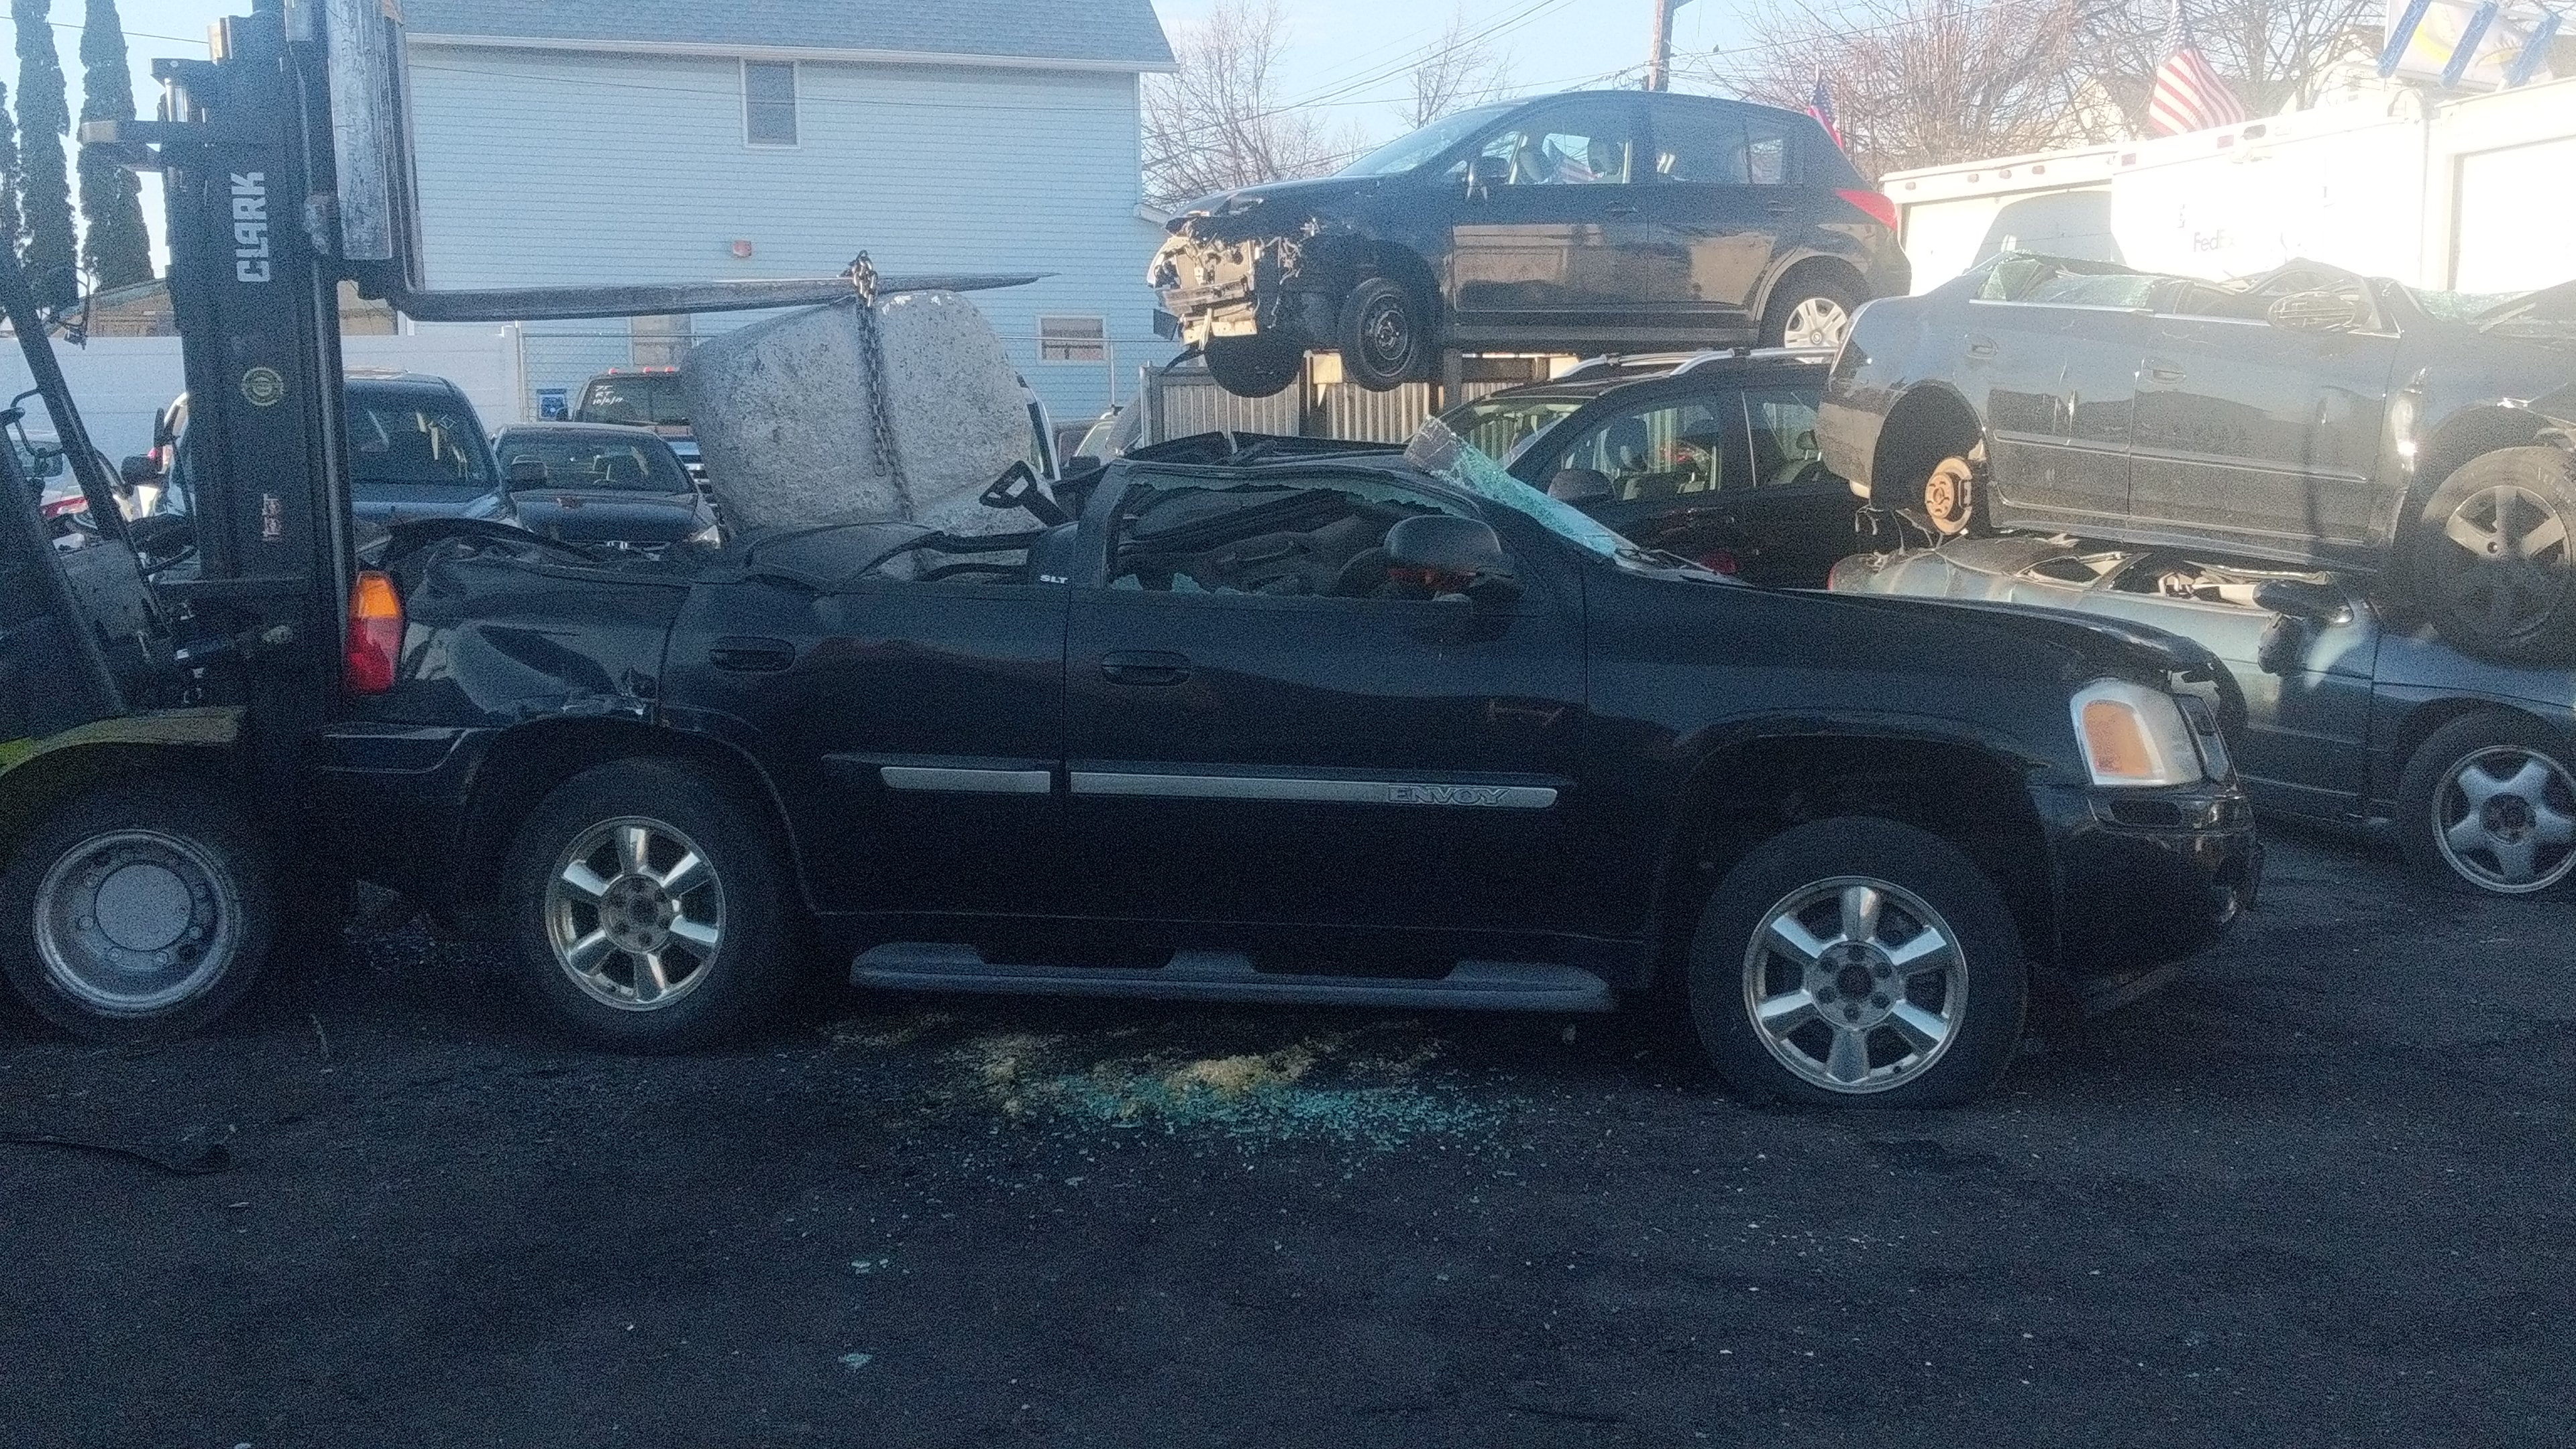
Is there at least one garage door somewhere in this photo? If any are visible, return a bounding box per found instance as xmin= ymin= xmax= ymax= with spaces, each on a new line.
xmin=2453 ymin=138 xmax=2576 ymax=292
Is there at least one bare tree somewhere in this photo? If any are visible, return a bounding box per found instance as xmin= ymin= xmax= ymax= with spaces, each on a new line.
xmin=1699 ymin=0 xmax=2096 ymax=181
xmin=2074 ymin=0 xmax=2379 ymax=125
xmin=1398 ymin=6 xmax=1514 ymax=131
xmin=1142 ymin=0 xmax=1356 ymax=206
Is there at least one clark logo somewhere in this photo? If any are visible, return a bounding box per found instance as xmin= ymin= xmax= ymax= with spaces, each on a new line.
xmin=231 ymin=173 xmax=272 ymax=282
xmin=1386 ymin=784 xmax=1512 ymax=808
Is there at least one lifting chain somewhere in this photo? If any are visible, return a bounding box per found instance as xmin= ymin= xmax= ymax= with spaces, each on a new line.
xmin=843 ymin=252 xmax=911 ymax=505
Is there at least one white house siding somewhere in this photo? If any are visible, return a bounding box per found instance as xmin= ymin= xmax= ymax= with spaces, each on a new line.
xmin=405 ymin=44 xmax=1174 ymax=425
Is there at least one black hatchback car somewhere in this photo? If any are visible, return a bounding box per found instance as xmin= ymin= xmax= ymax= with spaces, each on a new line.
xmin=1152 ymin=91 xmax=1908 ymax=397
xmin=1432 ymin=347 xmax=1868 ymax=587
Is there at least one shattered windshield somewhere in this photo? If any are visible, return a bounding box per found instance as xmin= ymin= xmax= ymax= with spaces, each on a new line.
xmin=1338 ymin=104 xmax=1513 ymax=177
xmin=1434 ymin=393 xmax=1587 ymax=468
xmin=1403 ymin=419 xmax=1629 ymax=561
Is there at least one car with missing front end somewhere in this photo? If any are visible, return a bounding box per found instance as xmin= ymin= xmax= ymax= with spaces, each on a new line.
xmin=314 ymin=423 xmax=2253 ymax=1108
xmin=1152 ymin=89 xmax=1906 ymax=398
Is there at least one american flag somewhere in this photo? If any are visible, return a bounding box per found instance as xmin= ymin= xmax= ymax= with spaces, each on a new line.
xmin=1807 ymin=76 xmax=1843 ymax=148
xmin=2146 ymin=9 xmax=2250 ymax=136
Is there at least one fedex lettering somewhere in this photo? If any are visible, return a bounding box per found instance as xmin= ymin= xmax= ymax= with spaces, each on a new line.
xmin=231 ymin=174 xmax=270 ymax=282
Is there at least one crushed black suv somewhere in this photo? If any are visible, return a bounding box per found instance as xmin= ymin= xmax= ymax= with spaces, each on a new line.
xmin=1819 ymin=252 xmax=2576 ymax=662
xmin=1432 ymin=346 xmax=1866 ymax=587
xmin=1152 ymin=91 xmax=1907 ymax=398
xmin=323 ymin=427 xmax=2253 ymax=1108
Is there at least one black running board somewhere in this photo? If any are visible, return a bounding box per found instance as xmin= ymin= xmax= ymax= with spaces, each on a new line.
xmin=851 ymin=944 xmax=1616 ymax=1013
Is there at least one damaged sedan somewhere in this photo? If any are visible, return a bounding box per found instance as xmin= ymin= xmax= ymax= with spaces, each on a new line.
xmin=1152 ymin=91 xmax=1906 ymax=397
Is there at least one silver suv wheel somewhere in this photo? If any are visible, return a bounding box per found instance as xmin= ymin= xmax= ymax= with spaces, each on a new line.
xmin=1741 ymin=875 xmax=1965 ymax=1094
xmin=545 ymin=816 xmax=726 ymax=1011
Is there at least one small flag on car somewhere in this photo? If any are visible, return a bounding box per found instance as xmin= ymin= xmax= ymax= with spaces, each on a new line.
xmin=1807 ymin=76 xmax=1843 ymax=149
xmin=2146 ymin=7 xmax=2251 ymax=136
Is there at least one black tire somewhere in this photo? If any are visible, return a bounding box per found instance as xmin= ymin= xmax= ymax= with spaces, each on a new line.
xmin=1202 ymin=335 xmax=1303 ymax=399
xmin=1758 ymin=270 xmax=1862 ymax=350
xmin=504 ymin=758 xmax=797 ymax=1051
xmin=1335 ymin=276 xmax=1431 ymax=391
xmin=1685 ymin=818 xmax=2027 ymax=1108
xmin=2394 ymin=710 xmax=2576 ymax=897
xmin=0 ymin=777 xmax=276 ymax=1042
xmin=2405 ymin=446 xmax=2576 ymax=664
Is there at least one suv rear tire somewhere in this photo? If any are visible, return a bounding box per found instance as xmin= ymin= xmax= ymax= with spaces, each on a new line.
xmin=1686 ymin=818 xmax=2028 ymax=1108
xmin=1203 ymin=336 xmax=1304 ymax=399
xmin=2406 ymin=446 xmax=2576 ymax=663
xmin=1336 ymin=277 xmax=1431 ymax=391
xmin=0 ymin=777 xmax=275 ymax=1042
xmin=505 ymin=759 xmax=797 ymax=1051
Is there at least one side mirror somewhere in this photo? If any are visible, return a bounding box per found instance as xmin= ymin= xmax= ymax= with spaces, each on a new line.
xmin=1548 ymin=467 xmax=1614 ymax=506
xmin=507 ymin=458 xmax=549 ymax=488
xmin=120 ymin=453 xmax=162 ymax=486
xmin=2267 ymin=289 xmax=2365 ymax=335
xmin=1385 ymin=513 xmax=1517 ymax=606
xmin=1466 ymin=153 xmax=1511 ymax=195
xmin=2253 ymin=578 xmax=2350 ymax=625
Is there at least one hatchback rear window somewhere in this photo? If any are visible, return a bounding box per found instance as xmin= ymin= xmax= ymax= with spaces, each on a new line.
xmin=576 ymin=376 xmax=690 ymax=428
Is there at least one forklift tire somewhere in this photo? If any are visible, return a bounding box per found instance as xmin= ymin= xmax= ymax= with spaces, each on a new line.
xmin=0 ymin=778 xmax=276 ymax=1042
xmin=504 ymin=758 xmax=796 ymax=1052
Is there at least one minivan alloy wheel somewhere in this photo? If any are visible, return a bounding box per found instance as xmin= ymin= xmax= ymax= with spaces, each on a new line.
xmin=545 ymin=816 xmax=726 ymax=1010
xmin=1742 ymin=875 xmax=1964 ymax=1093
xmin=1778 ymin=296 xmax=1852 ymax=350
xmin=2432 ymin=745 xmax=2576 ymax=893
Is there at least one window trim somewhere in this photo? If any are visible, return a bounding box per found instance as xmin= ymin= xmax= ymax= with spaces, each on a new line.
xmin=1037 ymin=314 xmax=1110 ymax=364
xmin=741 ymin=58 xmax=800 ymax=149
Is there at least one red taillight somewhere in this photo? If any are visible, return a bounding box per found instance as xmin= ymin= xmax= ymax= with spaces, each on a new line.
xmin=1837 ymin=188 xmax=1899 ymax=230
xmin=344 ymin=570 xmax=403 ymax=695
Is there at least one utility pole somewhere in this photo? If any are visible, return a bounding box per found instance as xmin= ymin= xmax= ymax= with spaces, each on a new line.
xmin=1647 ymin=0 xmax=1695 ymax=91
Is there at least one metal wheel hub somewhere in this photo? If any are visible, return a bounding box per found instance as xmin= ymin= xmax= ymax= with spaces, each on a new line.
xmin=36 ymin=830 xmax=235 ymax=1014
xmin=545 ymin=818 xmax=725 ymax=1012
xmin=1360 ymin=298 xmax=1409 ymax=368
xmin=1781 ymin=297 xmax=1851 ymax=350
xmin=2435 ymin=484 xmax=2571 ymax=639
xmin=2434 ymin=746 xmax=2576 ymax=893
xmin=1743 ymin=877 xmax=1964 ymax=1094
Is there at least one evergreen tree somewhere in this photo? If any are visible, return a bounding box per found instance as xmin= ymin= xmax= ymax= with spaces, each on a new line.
xmin=12 ymin=0 xmax=78 ymax=311
xmin=77 ymin=0 xmax=148 ymax=288
xmin=0 ymin=78 xmax=23 ymax=266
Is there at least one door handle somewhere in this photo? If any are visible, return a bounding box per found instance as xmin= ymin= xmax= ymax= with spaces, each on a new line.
xmin=2147 ymin=362 xmax=2188 ymax=382
xmin=708 ymin=636 xmax=796 ymax=672
xmin=1100 ymin=651 xmax=1192 ymax=687
xmin=1764 ymin=201 xmax=1795 ymax=215
xmin=1965 ymin=335 xmax=1998 ymax=359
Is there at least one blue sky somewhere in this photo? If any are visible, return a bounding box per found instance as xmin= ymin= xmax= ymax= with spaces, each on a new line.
xmin=0 ymin=0 xmax=1752 ymax=266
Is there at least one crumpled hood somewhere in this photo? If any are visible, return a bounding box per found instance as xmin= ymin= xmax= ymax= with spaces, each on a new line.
xmin=508 ymin=491 xmax=709 ymax=545
xmin=1168 ymin=174 xmax=1380 ymax=233
xmin=1813 ymin=588 xmax=2229 ymax=686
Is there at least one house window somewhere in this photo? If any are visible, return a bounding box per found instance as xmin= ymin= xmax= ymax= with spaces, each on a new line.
xmin=631 ymin=313 xmax=694 ymax=368
xmin=743 ymin=61 xmax=798 ymax=147
xmin=1039 ymin=315 xmax=1107 ymax=363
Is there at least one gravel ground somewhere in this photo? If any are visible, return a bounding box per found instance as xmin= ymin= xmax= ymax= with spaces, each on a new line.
xmin=2 ymin=830 xmax=2570 ymax=1448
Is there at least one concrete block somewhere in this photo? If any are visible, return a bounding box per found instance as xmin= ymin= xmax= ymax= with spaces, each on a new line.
xmin=682 ymin=291 xmax=1030 ymax=535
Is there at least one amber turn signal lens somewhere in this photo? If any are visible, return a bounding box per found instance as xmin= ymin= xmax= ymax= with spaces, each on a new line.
xmin=2080 ymin=698 xmax=2156 ymax=780
xmin=344 ymin=570 xmax=403 ymax=696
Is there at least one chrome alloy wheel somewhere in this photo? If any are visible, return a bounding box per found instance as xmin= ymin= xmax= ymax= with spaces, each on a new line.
xmin=2432 ymin=745 xmax=2576 ymax=894
xmin=2432 ymin=484 xmax=2573 ymax=644
xmin=33 ymin=829 xmax=241 ymax=1015
xmin=1779 ymin=296 xmax=1852 ymax=350
xmin=1742 ymin=876 xmax=1965 ymax=1094
xmin=545 ymin=817 xmax=725 ymax=1011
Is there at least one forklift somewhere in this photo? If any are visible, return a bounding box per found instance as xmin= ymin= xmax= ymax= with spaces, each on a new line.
xmin=0 ymin=0 xmax=1025 ymax=1038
